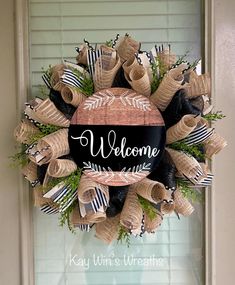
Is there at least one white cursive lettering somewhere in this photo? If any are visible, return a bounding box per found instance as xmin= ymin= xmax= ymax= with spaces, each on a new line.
xmin=71 ymin=130 xmax=160 ymax=159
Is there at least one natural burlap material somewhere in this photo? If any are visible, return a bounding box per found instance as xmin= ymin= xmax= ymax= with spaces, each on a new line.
xmin=120 ymin=188 xmax=143 ymax=231
xmin=131 ymin=178 xmax=168 ymax=204
xmin=95 ymin=214 xmax=120 ymax=243
xmin=47 ymin=159 xmax=77 ymax=178
xmin=150 ymin=64 xmax=187 ymax=111
xmin=14 ymin=119 xmax=41 ymax=144
xmin=77 ymin=174 xmax=109 ymax=204
xmin=93 ymin=54 xmax=121 ymax=91
xmin=61 ymin=85 xmax=86 ymax=107
xmin=174 ymin=189 xmax=194 ymax=216
xmin=166 ymin=114 xmax=200 ymax=144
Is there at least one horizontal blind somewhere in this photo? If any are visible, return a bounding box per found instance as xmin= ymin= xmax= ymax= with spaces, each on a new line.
xmin=29 ymin=1 xmax=204 ymax=284
xmin=29 ymin=0 xmax=201 ymax=97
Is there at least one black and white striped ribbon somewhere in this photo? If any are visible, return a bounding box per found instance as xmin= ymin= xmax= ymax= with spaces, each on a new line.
xmin=78 ymin=224 xmax=91 ymax=232
xmin=42 ymin=73 xmax=52 ymax=89
xmin=90 ymin=187 xmax=108 ymax=213
xmin=196 ymin=174 xmax=214 ymax=187
xmin=182 ymin=125 xmax=214 ymax=146
xmin=61 ymin=68 xmax=84 ymax=88
xmin=183 ymin=171 xmax=213 ymax=187
xmin=87 ymin=49 xmax=102 ymax=77
xmin=40 ymin=205 xmax=59 ymax=215
xmin=40 ymin=185 xmax=75 ymax=215
xmin=53 ymin=185 xmax=71 ymax=203
xmin=60 ymin=191 xmax=77 ymax=213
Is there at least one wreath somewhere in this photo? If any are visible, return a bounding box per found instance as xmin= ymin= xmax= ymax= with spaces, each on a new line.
xmin=12 ymin=34 xmax=227 ymax=245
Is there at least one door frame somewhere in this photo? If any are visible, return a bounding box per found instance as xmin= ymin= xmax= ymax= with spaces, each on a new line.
xmin=15 ymin=1 xmax=215 ymax=284
xmin=15 ymin=1 xmax=35 ymax=285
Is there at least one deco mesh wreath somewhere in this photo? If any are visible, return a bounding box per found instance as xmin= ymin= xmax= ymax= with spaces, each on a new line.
xmin=13 ymin=34 xmax=227 ymax=244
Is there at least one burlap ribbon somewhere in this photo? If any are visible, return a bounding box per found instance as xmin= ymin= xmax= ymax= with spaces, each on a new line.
xmin=77 ymin=174 xmax=109 ymax=204
xmin=71 ymin=203 xmax=106 ymax=225
xmin=204 ymin=132 xmax=227 ymax=158
xmin=166 ymin=114 xmax=200 ymax=144
xmin=33 ymin=185 xmax=57 ymax=208
xmin=76 ymin=45 xmax=88 ymax=65
xmin=174 ymin=189 xmax=194 ymax=216
xmin=47 ymin=159 xmax=77 ymax=178
xmin=144 ymin=211 xmax=163 ymax=233
xmin=50 ymin=64 xmax=66 ymax=91
xmin=122 ymin=56 xmax=139 ymax=75
xmin=166 ymin=148 xmax=204 ymax=181
xmin=160 ymin=200 xmax=175 ymax=214
xmin=131 ymin=178 xmax=169 ymax=204
xmin=14 ymin=119 xmax=41 ymax=144
xmin=185 ymin=73 xmax=211 ymax=98
xmin=120 ymin=188 xmax=143 ymax=231
xmin=150 ymin=64 xmax=187 ymax=111
xmin=128 ymin=65 xmax=151 ymax=97
xmin=93 ymin=54 xmax=121 ymax=91
xmin=157 ymin=48 xmax=177 ymax=70
xmin=61 ymin=85 xmax=86 ymax=107
xmin=21 ymin=161 xmax=38 ymax=182
xmin=116 ymin=35 xmax=140 ymax=63
xmin=29 ymin=129 xmax=69 ymax=165
xmin=33 ymin=98 xmax=70 ymax=127
xmin=95 ymin=214 xmax=120 ymax=243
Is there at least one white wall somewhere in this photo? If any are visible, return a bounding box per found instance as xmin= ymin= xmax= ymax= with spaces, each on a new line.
xmin=0 ymin=0 xmax=20 ymax=284
xmin=214 ymin=0 xmax=235 ymax=283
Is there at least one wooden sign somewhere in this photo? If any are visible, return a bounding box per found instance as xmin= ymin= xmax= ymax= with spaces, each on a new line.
xmin=69 ymin=88 xmax=165 ymax=186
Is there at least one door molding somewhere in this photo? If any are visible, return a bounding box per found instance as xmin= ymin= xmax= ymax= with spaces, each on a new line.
xmin=204 ymin=0 xmax=216 ymax=284
xmin=15 ymin=0 xmax=35 ymax=285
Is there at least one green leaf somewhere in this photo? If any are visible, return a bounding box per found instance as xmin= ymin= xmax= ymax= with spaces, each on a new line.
xmin=176 ymin=179 xmax=203 ymax=203
xmin=9 ymin=144 xmax=29 ymax=168
xmin=70 ymin=67 xmax=94 ymax=96
xmin=203 ymin=111 xmax=226 ymax=122
xmin=117 ymin=224 xmax=131 ymax=247
xmin=58 ymin=200 xmax=77 ymax=234
xmin=105 ymin=39 xmax=113 ymax=47
xmin=169 ymin=141 xmax=205 ymax=160
xmin=137 ymin=195 xmax=157 ymax=221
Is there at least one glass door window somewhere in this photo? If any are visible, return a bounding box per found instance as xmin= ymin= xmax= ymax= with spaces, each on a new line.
xmin=30 ymin=1 xmax=204 ymax=284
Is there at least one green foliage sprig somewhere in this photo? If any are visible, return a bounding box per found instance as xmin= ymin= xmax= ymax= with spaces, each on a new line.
xmin=37 ymin=124 xmax=61 ymax=136
xmin=169 ymin=141 xmax=205 ymax=160
xmin=38 ymin=84 xmax=49 ymax=98
xmin=172 ymin=51 xmax=189 ymax=68
xmin=42 ymin=65 xmax=53 ymax=78
xmin=117 ymin=224 xmax=131 ymax=247
xmin=137 ymin=195 xmax=157 ymax=221
xmin=41 ymin=168 xmax=82 ymax=233
xmin=10 ymin=144 xmax=29 ymax=167
xmin=105 ymin=39 xmax=113 ymax=47
xmin=203 ymin=111 xmax=226 ymax=122
xmin=151 ymin=56 xmax=168 ymax=93
xmin=71 ymin=67 xmax=94 ymax=96
xmin=58 ymin=169 xmax=82 ymax=232
xmin=177 ymin=179 xmax=203 ymax=203
xmin=58 ymin=200 xmax=77 ymax=234
xmin=28 ymin=124 xmax=61 ymax=144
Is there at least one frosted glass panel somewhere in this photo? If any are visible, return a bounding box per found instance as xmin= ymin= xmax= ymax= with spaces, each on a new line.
xmin=34 ymin=207 xmax=204 ymax=285
xmin=29 ymin=0 xmax=204 ymax=284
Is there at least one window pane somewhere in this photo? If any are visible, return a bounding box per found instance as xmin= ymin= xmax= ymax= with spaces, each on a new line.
xmin=30 ymin=1 xmax=204 ymax=284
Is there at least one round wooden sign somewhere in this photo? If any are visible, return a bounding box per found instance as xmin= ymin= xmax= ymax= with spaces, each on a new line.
xmin=69 ymin=88 xmax=165 ymax=186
